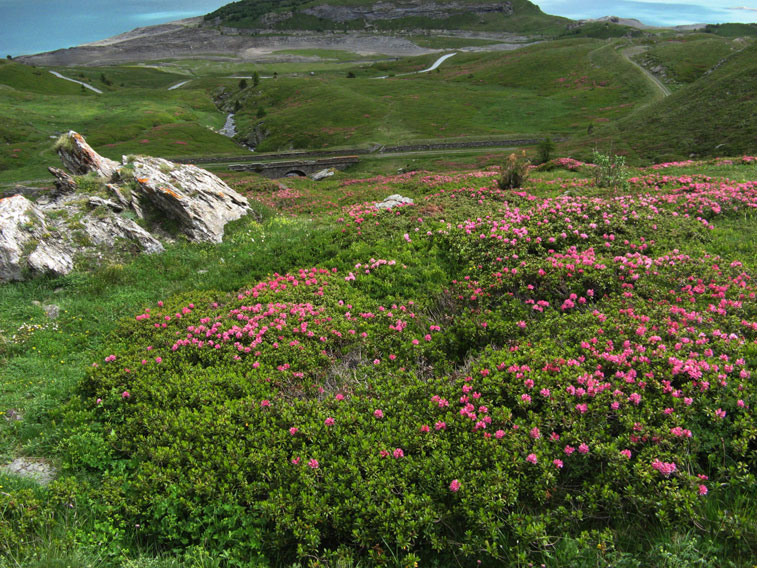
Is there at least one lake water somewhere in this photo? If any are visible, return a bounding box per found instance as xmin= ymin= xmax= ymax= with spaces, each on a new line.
xmin=1 ymin=0 xmax=755 ymax=58
xmin=0 ymin=0 xmax=228 ymax=57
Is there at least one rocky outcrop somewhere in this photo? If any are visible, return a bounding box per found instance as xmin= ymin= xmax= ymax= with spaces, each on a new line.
xmin=55 ymin=132 xmax=120 ymax=179
xmin=55 ymin=131 xmax=252 ymax=243
xmin=303 ymin=1 xmax=513 ymax=22
xmin=0 ymin=195 xmax=72 ymax=281
xmin=0 ymin=132 xmax=255 ymax=282
xmin=130 ymin=157 xmax=251 ymax=243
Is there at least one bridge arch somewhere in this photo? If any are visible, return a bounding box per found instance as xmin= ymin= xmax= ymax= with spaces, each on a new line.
xmin=284 ymin=170 xmax=307 ymax=177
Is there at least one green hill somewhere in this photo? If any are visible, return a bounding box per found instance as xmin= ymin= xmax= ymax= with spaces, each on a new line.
xmin=604 ymin=41 xmax=757 ymax=162
xmin=204 ymin=0 xmax=570 ymax=33
xmin=230 ymin=39 xmax=651 ymax=151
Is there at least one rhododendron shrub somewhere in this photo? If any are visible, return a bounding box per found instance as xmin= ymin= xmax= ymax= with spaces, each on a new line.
xmin=81 ymin=165 xmax=757 ymax=564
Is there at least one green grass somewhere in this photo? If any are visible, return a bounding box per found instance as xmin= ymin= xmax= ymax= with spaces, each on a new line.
xmin=409 ymin=35 xmax=505 ymax=49
xmin=0 ymin=60 xmax=85 ymax=95
xmin=635 ymin=35 xmax=745 ymax=86
xmin=598 ymin=41 xmax=757 ymax=162
xmin=703 ymin=23 xmax=757 ymax=37
xmin=231 ymin=39 xmax=654 ymax=152
xmin=0 ymin=62 xmax=246 ymax=184
xmin=272 ymin=48 xmax=384 ymax=61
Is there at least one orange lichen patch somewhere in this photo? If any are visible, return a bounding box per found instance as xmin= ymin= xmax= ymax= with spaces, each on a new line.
xmin=217 ymin=192 xmax=225 ymax=197
xmin=73 ymin=133 xmax=84 ymax=142
xmin=159 ymin=187 xmax=182 ymax=199
xmin=137 ymin=178 xmax=149 ymax=183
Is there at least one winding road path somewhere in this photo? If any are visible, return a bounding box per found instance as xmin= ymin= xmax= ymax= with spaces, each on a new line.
xmin=377 ymin=51 xmax=458 ymax=79
xmin=621 ymin=46 xmax=671 ymax=98
xmin=48 ymin=71 xmax=103 ymax=94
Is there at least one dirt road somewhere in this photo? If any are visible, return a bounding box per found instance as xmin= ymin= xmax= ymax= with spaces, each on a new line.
xmin=621 ymin=46 xmax=671 ymax=98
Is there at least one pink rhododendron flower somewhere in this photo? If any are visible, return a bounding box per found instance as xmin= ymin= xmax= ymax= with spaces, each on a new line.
xmin=324 ymin=417 xmax=335 ymax=426
xmin=651 ymin=459 xmax=677 ymax=477
xmin=449 ymin=479 xmax=461 ymax=492
xmin=553 ymin=459 xmax=564 ymax=469
xmin=526 ymin=453 xmax=538 ymax=464
xmin=373 ymin=409 xmax=384 ymax=419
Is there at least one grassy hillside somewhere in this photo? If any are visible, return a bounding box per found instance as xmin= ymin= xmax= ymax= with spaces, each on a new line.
xmin=2 ymin=155 xmax=757 ymax=566
xmin=703 ymin=23 xmax=757 ymax=37
xmin=633 ymin=35 xmax=747 ymax=87
xmin=0 ymin=60 xmax=245 ymax=183
xmin=603 ymin=41 xmax=757 ymax=162
xmin=232 ymin=39 xmax=654 ymax=151
xmin=204 ymin=0 xmax=570 ymax=33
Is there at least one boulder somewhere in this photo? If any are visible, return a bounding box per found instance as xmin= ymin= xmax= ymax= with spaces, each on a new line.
xmin=27 ymin=241 xmax=75 ymax=277
xmin=55 ymin=131 xmax=120 ymax=179
xmin=131 ymin=156 xmax=251 ymax=243
xmin=311 ymin=168 xmax=336 ymax=181
xmin=375 ymin=194 xmax=414 ymax=210
xmin=80 ymin=212 xmax=164 ymax=254
xmin=48 ymin=167 xmax=78 ymax=196
xmin=0 ymin=195 xmax=72 ymax=281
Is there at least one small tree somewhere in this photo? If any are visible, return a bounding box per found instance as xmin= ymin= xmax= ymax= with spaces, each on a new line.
xmin=239 ymin=78 xmax=248 ymax=90
xmin=347 ymin=71 xmax=356 ymax=78
xmin=536 ymin=137 xmax=555 ymax=164
xmin=252 ymin=71 xmax=260 ymax=87
xmin=256 ymin=107 xmax=266 ymax=119
xmin=591 ymin=150 xmax=629 ymax=191
xmin=498 ymin=151 xmax=530 ymax=190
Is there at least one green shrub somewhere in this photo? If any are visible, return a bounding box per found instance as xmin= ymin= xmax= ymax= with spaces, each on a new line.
xmin=591 ymin=150 xmax=629 ymax=191
xmin=498 ymin=151 xmax=530 ymax=189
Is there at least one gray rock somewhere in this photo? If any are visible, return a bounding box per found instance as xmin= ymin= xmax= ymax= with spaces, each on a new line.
xmin=1 ymin=132 xmax=252 ymax=282
xmin=375 ymin=194 xmax=414 ymax=210
xmin=131 ymin=156 xmax=251 ymax=243
xmin=80 ymin=213 xmax=164 ymax=254
xmin=311 ymin=168 xmax=335 ymax=181
xmin=43 ymin=304 xmax=60 ymax=319
xmin=56 ymin=131 xmax=120 ymax=179
xmin=1 ymin=458 xmax=56 ymax=485
xmin=0 ymin=195 xmax=51 ymax=282
xmin=88 ymin=195 xmax=124 ymax=212
xmin=4 ymin=409 xmax=23 ymax=422
xmin=27 ymin=241 xmax=75 ymax=277
xmin=48 ymin=167 xmax=78 ymax=196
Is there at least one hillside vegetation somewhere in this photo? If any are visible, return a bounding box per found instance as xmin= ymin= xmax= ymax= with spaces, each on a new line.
xmin=603 ymin=41 xmax=757 ymax=162
xmin=204 ymin=0 xmax=569 ymax=33
xmin=2 ymin=155 xmax=757 ymax=566
xmin=231 ymin=39 xmax=653 ymax=151
xmin=0 ymin=60 xmax=243 ymax=183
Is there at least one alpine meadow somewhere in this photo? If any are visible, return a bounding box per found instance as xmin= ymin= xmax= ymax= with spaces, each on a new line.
xmin=1 ymin=0 xmax=756 ymax=566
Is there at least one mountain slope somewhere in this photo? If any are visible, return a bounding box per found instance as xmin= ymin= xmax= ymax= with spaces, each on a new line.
xmin=608 ymin=41 xmax=757 ymax=161
xmin=204 ymin=0 xmax=570 ymax=33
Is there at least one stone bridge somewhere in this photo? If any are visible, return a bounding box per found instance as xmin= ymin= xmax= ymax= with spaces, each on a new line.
xmin=228 ymin=156 xmax=360 ymax=178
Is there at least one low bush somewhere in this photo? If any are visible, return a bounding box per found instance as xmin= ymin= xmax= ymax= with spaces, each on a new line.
xmin=67 ymin=164 xmax=757 ymax=564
